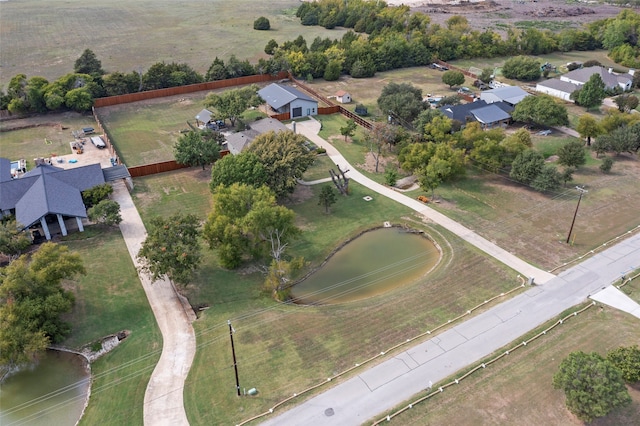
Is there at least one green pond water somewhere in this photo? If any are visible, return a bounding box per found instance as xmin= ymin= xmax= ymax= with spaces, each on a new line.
xmin=291 ymin=227 xmax=440 ymax=304
xmin=0 ymin=350 xmax=90 ymax=426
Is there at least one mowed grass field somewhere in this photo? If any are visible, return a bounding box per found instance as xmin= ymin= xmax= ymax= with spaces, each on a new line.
xmin=0 ymin=0 xmax=348 ymax=87
xmin=374 ymin=306 xmax=640 ymax=426
xmin=95 ymin=88 xmax=270 ymax=166
xmin=127 ymin=168 xmax=524 ymax=425
xmin=60 ymin=228 xmax=162 ymax=425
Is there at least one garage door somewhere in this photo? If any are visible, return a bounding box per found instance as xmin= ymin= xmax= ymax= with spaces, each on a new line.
xmin=292 ymin=107 xmax=302 ymax=118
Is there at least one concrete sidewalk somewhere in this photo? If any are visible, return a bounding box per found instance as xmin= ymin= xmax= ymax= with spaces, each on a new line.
xmin=289 ymin=118 xmax=555 ymax=284
xmin=591 ymin=285 xmax=640 ymax=319
xmin=112 ymin=181 xmax=196 ymax=426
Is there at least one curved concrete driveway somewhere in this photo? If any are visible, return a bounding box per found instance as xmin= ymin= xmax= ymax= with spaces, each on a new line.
xmin=112 ymin=181 xmax=196 ymax=426
xmin=291 ymin=118 xmax=555 ymax=284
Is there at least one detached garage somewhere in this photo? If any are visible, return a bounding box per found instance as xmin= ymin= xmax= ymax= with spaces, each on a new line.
xmin=258 ymin=83 xmax=318 ymax=118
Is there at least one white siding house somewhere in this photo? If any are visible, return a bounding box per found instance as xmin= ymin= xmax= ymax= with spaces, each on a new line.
xmin=535 ymin=79 xmax=580 ymax=102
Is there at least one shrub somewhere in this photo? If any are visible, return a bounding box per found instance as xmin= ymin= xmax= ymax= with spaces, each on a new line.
xmin=600 ymin=156 xmax=614 ymax=173
xmin=253 ymin=17 xmax=270 ymax=31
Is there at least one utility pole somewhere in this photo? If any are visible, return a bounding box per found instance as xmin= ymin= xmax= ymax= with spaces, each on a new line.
xmin=566 ymin=186 xmax=587 ymax=244
xmin=228 ymin=320 xmax=240 ymax=396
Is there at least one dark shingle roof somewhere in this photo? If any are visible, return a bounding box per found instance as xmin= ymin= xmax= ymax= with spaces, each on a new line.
xmin=439 ymin=100 xmax=487 ymax=123
xmin=258 ymin=83 xmax=317 ymax=110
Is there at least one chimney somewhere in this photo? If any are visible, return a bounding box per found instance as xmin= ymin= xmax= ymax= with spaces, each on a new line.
xmin=608 ymin=67 xmax=613 ymax=74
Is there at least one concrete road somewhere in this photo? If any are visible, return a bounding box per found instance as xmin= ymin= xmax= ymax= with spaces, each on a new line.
xmin=112 ymin=181 xmax=196 ymax=426
xmin=260 ymin=230 xmax=640 ymax=426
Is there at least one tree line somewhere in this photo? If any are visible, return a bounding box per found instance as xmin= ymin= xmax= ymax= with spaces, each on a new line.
xmin=2 ymin=3 xmax=638 ymax=114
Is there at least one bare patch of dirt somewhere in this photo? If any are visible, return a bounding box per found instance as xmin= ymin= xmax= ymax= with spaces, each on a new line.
xmin=401 ymin=0 xmax=624 ymax=33
xmin=358 ymin=152 xmax=396 ymax=173
xmin=289 ymin=184 xmax=314 ymax=204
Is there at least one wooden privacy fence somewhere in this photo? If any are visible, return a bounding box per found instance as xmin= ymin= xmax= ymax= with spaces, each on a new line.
xmin=92 ymin=107 xmax=121 ymax=165
xmin=287 ymin=74 xmax=373 ymax=130
xmin=94 ymin=71 xmax=289 ymax=107
xmin=128 ymin=160 xmax=190 ymax=177
xmin=434 ymin=59 xmax=478 ymax=79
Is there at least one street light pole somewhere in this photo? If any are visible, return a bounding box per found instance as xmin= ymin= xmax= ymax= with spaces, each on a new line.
xmin=566 ymin=186 xmax=587 ymax=244
xmin=228 ymin=320 xmax=241 ymax=396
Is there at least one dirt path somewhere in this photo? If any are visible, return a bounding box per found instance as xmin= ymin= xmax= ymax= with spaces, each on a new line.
xmin=111 ymin=180 xmax=196 ymax=426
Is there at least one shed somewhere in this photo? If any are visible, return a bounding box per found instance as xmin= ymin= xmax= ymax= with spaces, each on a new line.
xmin=335 ymin=90 xmax=352 ymax=104
xmin=258 ymin=83 xmax=318 ymax=118
xmin=471 ymin=104 xmax=512 ymax=129
xmin=195 ymin=109 xmax=213 ymax=126
xmin=535 ymin=78 xmax=579 ymax=102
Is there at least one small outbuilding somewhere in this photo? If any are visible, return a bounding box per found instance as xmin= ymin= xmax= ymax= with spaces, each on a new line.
xmin=335 ymin=90 xmax=352 ymax=104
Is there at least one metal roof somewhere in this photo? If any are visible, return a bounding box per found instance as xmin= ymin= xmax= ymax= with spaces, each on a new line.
xmin=0 ymin=158 xmax=105 ymax=228
xmin=258 ymin=83 xmax=317 ymax=110
xmin=196 ymin=109 xmax=213 ymax=123
xmin=471 ymin=104 xmax=512 ymax=124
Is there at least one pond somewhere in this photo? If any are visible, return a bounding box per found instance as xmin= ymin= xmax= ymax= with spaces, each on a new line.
xmin=0 ymin=350 xmax=90 ymax=426
xmin=291 ymin=227 xmax=440 ymax=305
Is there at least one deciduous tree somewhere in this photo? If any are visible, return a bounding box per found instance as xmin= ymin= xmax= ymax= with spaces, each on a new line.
xmin=0 ymin=243 xmax=85 ymax=370
xmin=501 ymin=56 xmax=541 ymax=81
xmin=88 ymin=200 xmax=122 ymax=226
xmin=574 ymin=73 xmax=606 ymax=109
xmin=510 ymin=149 xmax=545 ymax=184
xmin=174 ymin=130 xmax=221 ymax=170
xmin=203 ymin=184 xmax=299 ymax=268
xmin=0 ymin=218 xmax=31 ymax=262
xmin=553 ymin=351 xmax=631 ymax=422
xmin=377 ymin=82 xmax=424 ymax=125
xmin=556 ymin=140 xmax=587 ymax=168
xmin=442 ymin=70 xmax=465 ymax=88
xmin=340 ymin=119 xmax=357 ymax=141
xmin=205 ymin=85 xmax=261 ymax=127
xmin=532 ymin=164 xmax=562 ymax=192
xmin=512 ymin=94 xmax=569 ymax=127
xmin=248 ymin=130 xmax=315 ymax=198
xmin=137 ymin=214 xmax=202 ymax=286
xmin=576 ymin=114 xmax=602 ymax=146
xmin=210 ymin=152 xmax=267 ymax=192
xmin=606 ymin=345 xmax=640 ymax=383
xmin=253 ymin=17 xmax=271 ymax=30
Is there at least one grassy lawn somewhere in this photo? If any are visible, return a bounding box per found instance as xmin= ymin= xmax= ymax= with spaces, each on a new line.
xmin=301 ymin=154 xmax=335 ymax=182
xmin=0 ymin=112 xmax=98 ymax=168
xmin=380 ymin=306 xmax=640 ymax=425
xmin=0 ymin=0 xmax=348 ymax=88
xmin=59 ymin=227 xmax=161 ymax=425
xmin=127 ymin=170 xmax=522 ymax=425
xmin=131 ymin=166 xmax=214 ymax=223
xmin=95 ymin=91 xmax=269 ymax=167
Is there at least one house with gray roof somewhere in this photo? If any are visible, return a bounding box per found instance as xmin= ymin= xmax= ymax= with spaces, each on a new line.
xmin=536 ymin=66 xmax=635 ymax=102
xmin=470 ymin=104 xmax=512 ymax=129
xmin=480 ymin=86 xmax=530 ymax=106
xmin=439 ymin=100 xmax=488 ymax=123
xmin=535 ymin=78 xmax=580 ymax=101
xmin=438 ymin=100 xmax=513 ymax=129
xmin=0 ymin=158 xmax=105 ymax=240
xmin=258 ymin=83 xmax=318 ymax=118
xmin=224 ymin=117 xmax=289 ymax=155
xmin=439 ymin=99 xmax=512 ymax=129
